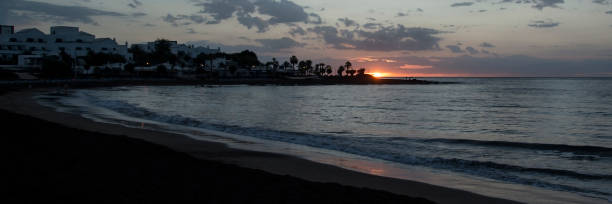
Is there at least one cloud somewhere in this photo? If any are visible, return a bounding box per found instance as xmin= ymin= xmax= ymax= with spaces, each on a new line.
xmin=528 ymin=20 xmax=560 ymax=28
xmin=289 ymin=26 xmax=306 ymax=36
xmin=400 ymin=64 xmax=433 ymax=69
xmin=187 ymin=37 xmax=303 ymax=53
xmin=132 ymin=12 xmax=147 ymax=17
xmin=128 ymin=0 xmax=143 ymax=9
xmin=533 ymin=0 xmax=564 ymax=10
xmin=163 ymin=14 xmax=207 ymax=26
xmin=255 ymin=37 xmax=305 ymax=50
xmin=592 ymin=0 xmax=611 ymax=5
xmin=0 ymin=0 xmax=124 ymax=25
xmin=499 ymin=0 xmax=565 ymax=10
xmin=446 ymin=45 xmax=464 ymax=53
xmin=451 ymin=2 xmax=475 ymax=7
xmin=237 ymin=14 xmax=269 ymax=32
xmin=480 ymin=42 xmax=495 ymax=48
xmin=308 ymin=25 xmax=442 ymax=51
xmin=193 ymin=0 xmax=320 ymax=32
xmin=349 ymin=57 xmax=397 ymax=63
xmin=186 ymin=28 xmax=198 ymax=34
xmin=338 ymin=17 xmax=358 ymax=27
xmin=465 ymin=46 xmax=479 ymax=55
xmin=363 ymin=23 xmax=382 ymax=29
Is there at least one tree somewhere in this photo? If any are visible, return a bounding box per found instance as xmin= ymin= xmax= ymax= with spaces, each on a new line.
xmin=176 ymin=51 xmax=188 ymax=68
xmin=337 ymin=66 xmax=345 ymax=77
xmin=357 ymin=68 xmax=366 ymax=76
xmin=344 ymin=61 xmax=352 ymax=73
xmin=156 ymin=64 xmax=168 ymax=75
xmin=298 ymin=60 xmax=306 ymax=75
xmin=347 ymin=69 xmax=356 ymax=77
xmin=325 ymin=65 xmax=333 ymax=76
xmin=124 ymin=63 xmax=136 ymax=73
xmin=272 ymin=58 xmax=279 ymax=73
xmin=152 ymin=39 xmax=173 ymax=65
xmin=283 ymin=61 xmax=291 ymax=70
xmin=84 ymin=51 xmax=126 ymax=67
xmin=194 ymin=53 xmax=208 ymax=73
xmin=41 ymin=55 xmax=71 ymax=78
xmin=129 ymin=45 xmax=148 ymax=66
xmin=316 ymin=63 xmax=326 ymax=76
xmin=305 ymin=60 xmax=313 ymax=76
xmin=290 ymin=55 xmax=298 ymax=71
xmin=228 ymin=50 xmax=260 ymax=68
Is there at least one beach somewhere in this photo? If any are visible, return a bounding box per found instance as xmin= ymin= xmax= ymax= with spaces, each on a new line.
xmin=1 ymin=87 xmax=525 ymax=204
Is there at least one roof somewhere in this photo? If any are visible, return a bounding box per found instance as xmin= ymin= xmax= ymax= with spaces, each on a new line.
xmin=16 ymin=28 xmax=45 ymax=35
xmin=79 ymin=31 xmax=95 ymax=37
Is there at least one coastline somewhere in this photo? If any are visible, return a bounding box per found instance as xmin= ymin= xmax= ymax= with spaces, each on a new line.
xmin=0 ymin=87 xmax=525 ymax=204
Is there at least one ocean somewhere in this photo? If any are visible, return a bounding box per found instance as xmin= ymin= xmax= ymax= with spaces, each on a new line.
xmin=40 ymin=78 xmax=612 ymax=203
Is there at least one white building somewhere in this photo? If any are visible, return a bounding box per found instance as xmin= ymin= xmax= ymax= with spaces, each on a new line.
xmin=132 ymin=41 xmax=220 ymax=58
xmin=0 ymin=25 xmax=131 ymax=70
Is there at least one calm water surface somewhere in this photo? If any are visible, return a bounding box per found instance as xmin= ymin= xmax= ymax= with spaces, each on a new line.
xmin=51 ymin=78 xmax=612 ymax=201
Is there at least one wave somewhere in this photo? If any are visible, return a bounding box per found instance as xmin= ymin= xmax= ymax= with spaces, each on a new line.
xmin=422 ymin=138 xmax=612 ymax=157
xmin=81 ymin=94 xmax=611 ymax=196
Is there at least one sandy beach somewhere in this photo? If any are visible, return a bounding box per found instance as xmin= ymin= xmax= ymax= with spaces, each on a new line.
xmin=1 ymin=87 xmax=524 ymax=204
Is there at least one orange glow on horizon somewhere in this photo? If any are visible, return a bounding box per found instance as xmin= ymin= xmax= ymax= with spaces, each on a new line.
xmin=369 ymin=72 xmax=385 ymax=77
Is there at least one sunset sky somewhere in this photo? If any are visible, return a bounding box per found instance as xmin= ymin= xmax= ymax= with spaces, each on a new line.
xmin=2 ymin=0 xmax=612 ymax=77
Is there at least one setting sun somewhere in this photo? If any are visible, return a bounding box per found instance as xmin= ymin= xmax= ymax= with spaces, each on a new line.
xmin=370 ymin=73 xmax=384 ymax=77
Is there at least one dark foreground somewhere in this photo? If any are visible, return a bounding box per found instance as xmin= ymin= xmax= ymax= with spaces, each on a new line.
xmin=2 ymin=109 xmax=435 ymax=204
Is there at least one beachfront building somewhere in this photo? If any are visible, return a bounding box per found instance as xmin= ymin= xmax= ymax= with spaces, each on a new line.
xmin=131 ymin=41 xmax=220 ymax=58
xmin=0 ymin=25 xmax=130 ymax=71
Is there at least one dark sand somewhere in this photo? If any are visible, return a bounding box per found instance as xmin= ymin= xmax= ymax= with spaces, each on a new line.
xmin=1 ymin=89 xmax=522 ymax=204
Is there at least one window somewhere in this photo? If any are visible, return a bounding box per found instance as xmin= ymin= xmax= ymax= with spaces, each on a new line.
xmin=38 ymin=39 xmax=44 ymax=43
xmin=9 ymin=38 xmax=17 ymax=42
xmin=56 ymin=38 xmax=63 ymax=43
xmin=113 ymin=48 xmax=116 ymax=51
xmin=76 ymin=47 xmax=82 ymax=50
xmin=101 ymin=47 xmax=108 ymax=51
xmin=59 ymin=47 xmax=65 ymax=51
xmin=76 ymin=39 xmax=83 ymax=43
xmin=26 ymin=38 xmax=34 ymax=42
xmin=86 ymin=48 xmax=91 ymax=51
xmin=30 ymin=47 xmax=36 ymax=51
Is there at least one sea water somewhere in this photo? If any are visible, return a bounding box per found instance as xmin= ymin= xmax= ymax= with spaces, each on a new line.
xmin=41 ymin=78 xmax=612 ymax=203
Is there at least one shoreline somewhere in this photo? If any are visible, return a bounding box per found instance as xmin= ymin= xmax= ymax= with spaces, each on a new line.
xmin=0 ymin=77 xmax=447 ymax=89
xmin=0 ymin=87 xmax=523 ymax=204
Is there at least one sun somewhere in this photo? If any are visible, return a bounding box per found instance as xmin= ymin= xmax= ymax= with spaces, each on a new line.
xmin=371 ymin=73 xmax=384 ymax=78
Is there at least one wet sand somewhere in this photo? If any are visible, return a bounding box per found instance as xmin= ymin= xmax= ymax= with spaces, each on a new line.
xmin=2 ymin=88 xmax=522 ymax=204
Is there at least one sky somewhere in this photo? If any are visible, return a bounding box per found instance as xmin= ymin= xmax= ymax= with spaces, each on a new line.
xmin=1 ymin=0 xmax=612 ymax=77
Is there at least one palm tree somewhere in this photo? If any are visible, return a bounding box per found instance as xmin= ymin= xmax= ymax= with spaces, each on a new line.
xmin=357 ymin=68 xmax=366 ymax=76
xmin=344 ymin=61 xmax=352 ymax=73
xmin=272 ymin=58 xmax=279 ymax=73
xmin=305 ymin=60 xmax=313 ymax=76
xmin=298 ymin=60 xmax=306 ymax=75
xmin=317 ymin=63 xmax=326 ymax=76
xmin=337 ymin=65 xmax=345 ymax=77
xmin=325 ymin=65 xmax=333 ymax=76
xmin=283 ymin=61 xmax=291 ymax=71
xmin=290 ymin=55 xmax=298 ymax=71
xmin=347 ymin=69 xmax=356 ymax=77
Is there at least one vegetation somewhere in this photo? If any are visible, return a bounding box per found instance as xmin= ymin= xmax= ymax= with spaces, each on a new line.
xmin=41 ymin=55 xmax=72 ymax=78
xmin=16 ymin=38 xmax=379 ymax=80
